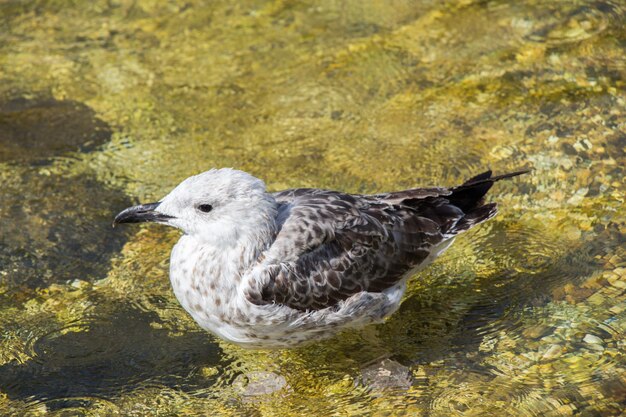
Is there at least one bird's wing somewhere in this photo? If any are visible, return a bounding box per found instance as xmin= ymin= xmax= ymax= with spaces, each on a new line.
xmin=246 ymin=188 xmax=457 ymax=311
xmin=249 ymin=170 xmax=530 ymax=311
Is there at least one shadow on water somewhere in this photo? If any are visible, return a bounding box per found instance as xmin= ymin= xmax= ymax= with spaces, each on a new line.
xmin=274 ymin=216 xmax=611 ymax=346
xmin=276 ymin=221 xmax=610 ymax=399
xmin=0 ymin=94 xmax=131 ymax=295
xmin=0 ymin=305 xmax=225 ymax=408
xmin=379 ymin=221 xmax=606 ymax=364
xmin=0 ymin=95 xmax=112 ymax=164
xmin=0 ymin=170 xmax=132 ymax=296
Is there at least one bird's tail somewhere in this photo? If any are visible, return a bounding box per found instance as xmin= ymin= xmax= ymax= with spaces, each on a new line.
xmin=446 ymin=169 xmax=530 ymax=234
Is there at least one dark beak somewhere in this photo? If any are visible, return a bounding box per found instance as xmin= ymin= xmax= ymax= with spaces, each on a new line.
xmin=113 ymin=202 xmax=174 ymax=227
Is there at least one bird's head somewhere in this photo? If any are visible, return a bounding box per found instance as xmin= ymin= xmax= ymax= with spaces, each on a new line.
xmin=113 ymin=168 xmax=277 ymax=245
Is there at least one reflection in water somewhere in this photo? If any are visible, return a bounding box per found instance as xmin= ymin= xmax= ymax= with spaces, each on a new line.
xmin=0 ymin=0 xmax=625 ymax=415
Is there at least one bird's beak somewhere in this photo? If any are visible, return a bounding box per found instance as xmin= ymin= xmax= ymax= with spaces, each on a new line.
xmin=113 ymin=202 xmax=174 ymax=227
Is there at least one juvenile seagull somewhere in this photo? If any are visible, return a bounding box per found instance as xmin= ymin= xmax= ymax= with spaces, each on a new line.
xmin=114 ymin=168 xmax=527 ymax=348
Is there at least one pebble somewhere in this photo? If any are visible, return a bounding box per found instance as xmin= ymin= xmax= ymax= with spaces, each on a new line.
xmin=523 ymin=324 xmax=554 ymax=340
xmin=360 ymin=359 xmax=412 ymax=391
xmin=587 ymin=292 xmax=607 ymax=306
xmin=541 ymin=335 xmax=562 ymax=344
xmin=566 ymin=188 xmax=588 ymax=205
xmin=608 ymin=255 xmax=621 ymax=267
xmin=69 ymin=279 xmax=88 ymax=289
xmin=561 ymin=283 xmax=594 ymax=304
xmin=583 ymin=334 xmax=604 ymax=346
xmin=200 ymin=367 xmax=218 ymax=378
xmin=608 ymin=277 xmax=626 ymax=290
xmin=234 ymin=372 xmax=288 ymax=397
xmin=542 ymin=344 xmax=563 ymax=360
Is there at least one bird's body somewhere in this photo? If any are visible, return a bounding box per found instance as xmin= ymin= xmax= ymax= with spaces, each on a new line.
xmin=114 ymin=168 xmax=527 ymax=348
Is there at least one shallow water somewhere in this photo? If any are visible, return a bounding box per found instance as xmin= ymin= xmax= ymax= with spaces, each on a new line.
xmin=1 ymin=0 xmax=625 ymax=415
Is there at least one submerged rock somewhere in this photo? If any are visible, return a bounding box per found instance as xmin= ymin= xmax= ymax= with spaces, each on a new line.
xmin=360 ymin=358 xmax=412 ymax=391
xmin=0 ymin=96 xmax=111 ymax=163
xmin=522 ymin=324 xmax=555 ymax=340
xmin=542 ymin=344 xmax=564 ymax=361
xmin=234 ymin=371 xmax=288 ymax=398
xmin=582 ymin=336 xmax=605 ymax=353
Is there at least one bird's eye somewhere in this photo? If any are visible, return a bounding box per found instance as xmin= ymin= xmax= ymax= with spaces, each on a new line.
xmin=197 ymin=204 xmax=213 ymax=213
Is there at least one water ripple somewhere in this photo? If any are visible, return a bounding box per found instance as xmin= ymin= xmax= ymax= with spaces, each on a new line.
xmin=517 ymin=0 xmax=625 ymax=46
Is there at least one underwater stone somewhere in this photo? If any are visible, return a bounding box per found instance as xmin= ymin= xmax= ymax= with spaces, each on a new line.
xmin=522 ymin=324 xmax=555 ymax=340
xmin=608 ymin=302 xmax=626 ymax=315
xmin=234 ymin=371 xmax=288 ymax=397
xmin=542 ymin=344 xmax=564 ymax=360
xmin=607 ymin=275 xmax=626 ymax=290
xmin=582 ymin=334 xmax=604 ymax=346
xmin=360 ymin=359 xmax=412 ymax=391
xmin=0 ymin=96 xmax=111 ymax=163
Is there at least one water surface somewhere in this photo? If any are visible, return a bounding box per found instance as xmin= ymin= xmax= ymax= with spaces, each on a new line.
xmin=1 ymin=0 xmax=625 ymax=415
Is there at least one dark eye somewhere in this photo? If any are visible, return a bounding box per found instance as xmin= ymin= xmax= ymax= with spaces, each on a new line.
xmin=197 ymin=204 xmax=213 ymax=213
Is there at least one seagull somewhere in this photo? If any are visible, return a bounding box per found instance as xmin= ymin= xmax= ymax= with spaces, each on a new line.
xmin=113 ymin=168 xmax=528 ymax=348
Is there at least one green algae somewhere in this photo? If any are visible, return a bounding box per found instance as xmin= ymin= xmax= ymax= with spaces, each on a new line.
xmin=1 ymin=0 xmax=625 ymax=415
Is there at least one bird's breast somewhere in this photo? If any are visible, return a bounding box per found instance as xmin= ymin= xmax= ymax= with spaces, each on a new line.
xmin=169 ymin=236 xmax=253 ymax=334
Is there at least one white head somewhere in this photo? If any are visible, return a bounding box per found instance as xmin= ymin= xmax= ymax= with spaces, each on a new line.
xmin=114 ymin=168 xmax=278 ymax=246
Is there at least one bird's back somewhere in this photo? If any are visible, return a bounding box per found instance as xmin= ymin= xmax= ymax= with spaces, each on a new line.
xmin=248 ymin=170 xmax=528 ymax=312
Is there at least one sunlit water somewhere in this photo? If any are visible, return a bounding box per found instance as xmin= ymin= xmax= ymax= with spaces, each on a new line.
xmin=1 ymin=0 xmax=625 ymax=415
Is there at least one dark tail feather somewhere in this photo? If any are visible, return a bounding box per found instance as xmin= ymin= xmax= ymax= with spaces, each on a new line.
xmin=448 ymin=169 xmax=530 ymax=212
xmin=469 ymin=169 xmax=532 ymax=184
xmin=464 ymin=170 xmax=494 ymax=184
xmin=448 ymin=203 xmax=498 ymax=234
xmin=444 ymin=169 xmax=529 ymax=235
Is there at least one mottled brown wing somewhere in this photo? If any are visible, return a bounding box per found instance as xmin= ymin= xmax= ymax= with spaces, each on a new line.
xmin=251 ymin=170 xmax=530 ymax=311
xmin=248 ymin=189 xmax=453 ymax=311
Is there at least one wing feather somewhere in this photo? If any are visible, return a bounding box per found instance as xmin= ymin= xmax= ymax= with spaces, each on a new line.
xmin=252 ymin=171 xmax=527 ymax=311
xmin=248 ymin=190 xmax=450 ymax=311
